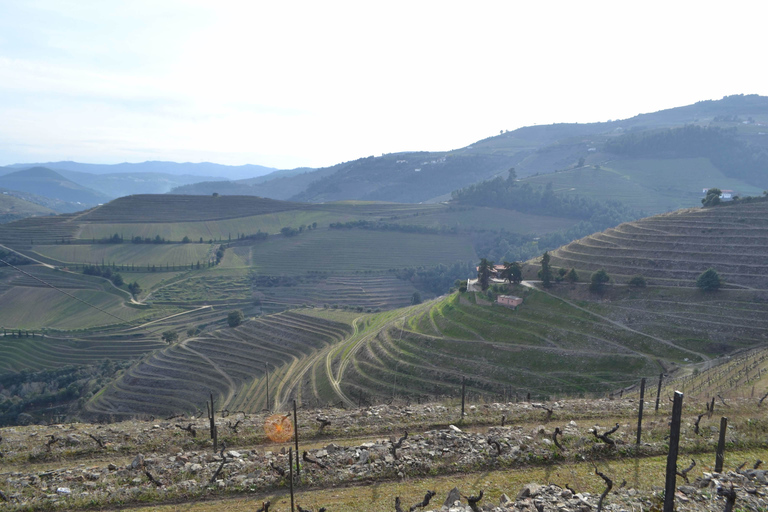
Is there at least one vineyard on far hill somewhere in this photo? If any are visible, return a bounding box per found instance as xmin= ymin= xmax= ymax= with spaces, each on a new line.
xmin=546 ymin=200 xmax=768 ymax=288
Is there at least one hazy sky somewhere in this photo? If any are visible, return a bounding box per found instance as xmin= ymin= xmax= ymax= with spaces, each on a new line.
xmin=1 ymin=1 xmax=765 ymax=170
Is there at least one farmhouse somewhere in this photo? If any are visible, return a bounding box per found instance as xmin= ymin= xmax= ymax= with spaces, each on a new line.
xmin=497 ymin=295 xmax=523 ymax=309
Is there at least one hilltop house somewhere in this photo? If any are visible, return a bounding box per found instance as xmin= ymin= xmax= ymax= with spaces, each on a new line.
xmin=701 ymin=188 xmax=735 ymax=200
xmin=496 ymin=295 xmax=523 ymax=309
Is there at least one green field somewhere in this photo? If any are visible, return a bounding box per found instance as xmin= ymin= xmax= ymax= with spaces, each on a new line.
xmin=220 ymin=229 xmax=478 ymax=272
xmin=523 ymin=158 xmax=764 ymax=214
xmin=31 ymin=243 xmax=215 ymax=266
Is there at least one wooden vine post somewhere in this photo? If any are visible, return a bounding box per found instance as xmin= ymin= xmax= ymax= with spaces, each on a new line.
xmin=288 ymin=447 xmax=295 ymax=512
xmin=636 ymin=377 xmax=646 ymax=445
xmin=663 ymin=391 xmax=683 ymax=512
xmin=655 ymin=373 xmax=663 ymax=412
xmin=461 ymin=376 xmax=466 ymax=419
xmin=265 ymin=362 xmax=270 ymax=412
xmin=293 ymin=399 xmax=300 ymax=482
xmin=207 ymin=392 xmax=217 ymax=453
xmin=715 ymin=417 xmax=728 ymax=473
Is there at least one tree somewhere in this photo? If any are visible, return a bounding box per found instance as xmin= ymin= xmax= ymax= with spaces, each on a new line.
xmin=161 ymin=330 xmax=179 ymax=343
xmin=411 ymin=291 xmax=422 ymax=305
xmin=477 ymin=258 xmax=494 ymax=291
xmin=590 ymin=269 xmax=610 ymax=292
xmin=628 ymin=274 xmax=646 ymax=287
xmin=538 ymin=252 xmax=553 ymax=287
xmin=565 ymin=268 xmax=579 ymax=283
xmin=702 ymin=188 xmax=722 ymax=207
xmin=507 ymin=167 xmax=517 ymax=182
xmin=696 ymin=268 xmax=722 ymax=291
xmin=182 ymin=236 xmax=190 ymax=243
xmin=111 ymin=273 xmax=124 ymax=287
xmin=501 ymin=261 xmax=522 ymax=285
xmin=227 ymin=309 xmax=245 ymax=328
xmin=127 ymin=281 xmax=142 ymax=297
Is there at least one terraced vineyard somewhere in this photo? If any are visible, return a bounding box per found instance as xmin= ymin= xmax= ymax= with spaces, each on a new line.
xmin=30 ymin=243 xmax=214 ymax=267
xmin=7 ymin=195 xmax=768 ymax=425
xmin=547 ymin=200 xmax=768 ymax=288
xmin=0 ymin=266 xmax=155 ymax=330
xmin=222 ymin=229 xmax=476 ymax=272
xmin=86 ymin=311 xmax=354 ymax=418
xmin=255 ymin=273 xmax=422 ymax=313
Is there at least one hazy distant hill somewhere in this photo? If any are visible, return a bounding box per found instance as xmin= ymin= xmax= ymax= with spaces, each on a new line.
xmin=176 ymin=94 xmax=768 ymax=205
xmin=55 ymin=169 xmax=224 ymax=197
xmin=0 ymin=187 xmax=90 ymax=214
xmin=3 ymin=160 xmax=277 ymax=180
xmin=0 ymin=167 xmax=112 ymax=206
xmin=0 ymin=191 xmax=56 ymax=223
xmin=7 ymin=94 xmax=768 ymax=207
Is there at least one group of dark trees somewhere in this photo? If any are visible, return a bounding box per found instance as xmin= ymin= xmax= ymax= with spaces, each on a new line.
xmin=395 ymin=261 xmax=475 ymax=296
xmin=452 ymin=169 xmax=640 ymax=227
xmin=0 ymin=249 xmax=30 ymax=266
xmin=0 ymin=360 xmax=127 ymax=426
xmin=473 ymin=259 xmax=523 ymax=291
xmin=280 ymin=224 xmax=318 ymax=237
xmin=604 ymin=125 xmax=768 ymax=187
xmin=454 ymin=170 xmax=641 ymax=264
xmin=330 ymin=220 xmax=455 ymax=235
xmin=82 ymin=264 xmax=124 ymax=286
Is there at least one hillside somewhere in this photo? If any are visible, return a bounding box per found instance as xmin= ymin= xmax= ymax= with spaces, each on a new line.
xmin=3 ymin=160 xmax=278 ymax=180
xmin=6 ymin=95 xmax=768 ymax=209
xmin=52 ymin=199 xmax=768 ymax=418
xmin=0 ymin=192 xmax=56 ymax=223
xmin=165 ymin=95 xmax=768 ymax=207
xmin=545 ymin=198 xmax=768 ymax=288
xmin=0 ymin=167 xmax=111 ymax=206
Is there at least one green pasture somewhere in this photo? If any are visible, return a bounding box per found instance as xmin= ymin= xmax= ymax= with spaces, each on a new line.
xmin=523 ymin=157 xmax=763 ymax=214
xmin=219 ymin=229 xmax=477 ymax=272
xmin=30 ymin=243 xmax=214 ymax=266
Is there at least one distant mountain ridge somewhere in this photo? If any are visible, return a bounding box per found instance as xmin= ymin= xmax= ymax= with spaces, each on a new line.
xmin=2 ymin=160 xmax=278 ymax=180
xmin=5 ymin=94 xmax=768 ymax=210
xmin=0 ymin=167 xmax=111 ymax=207
xmin=172 ymin=94 xmax=768 ymax=205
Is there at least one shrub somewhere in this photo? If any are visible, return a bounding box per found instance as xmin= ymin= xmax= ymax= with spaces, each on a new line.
xmin=628 ymin=275 xmax=646 ymax=287
xmin=589 ymin=269 xmax=610 ymax=292
xmin=696 ymin=268 xmax=722 ymax=291
xmin=227 ymin=310 xmax=244 ymax=328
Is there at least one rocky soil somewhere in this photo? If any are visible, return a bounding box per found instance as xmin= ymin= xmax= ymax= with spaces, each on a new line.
xmin=0 ymin=398 xmax=764 ymax=511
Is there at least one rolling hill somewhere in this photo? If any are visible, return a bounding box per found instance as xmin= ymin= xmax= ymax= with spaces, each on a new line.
xmin=0 ymin=192 xmax=56 ymax=223
xmin=166 ymin=94 xmax=768 ymax=208
xmin=0 ymin=167 xmax=111 ymax=207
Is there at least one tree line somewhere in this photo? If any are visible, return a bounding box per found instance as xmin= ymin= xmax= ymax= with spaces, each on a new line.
xmin=330 ymin=220 xmax=456 ymax=235
xmin=395 ymin=261 xmax=475 ymax=296
xmin=0 ymin=249 xmax=30 ymax=266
